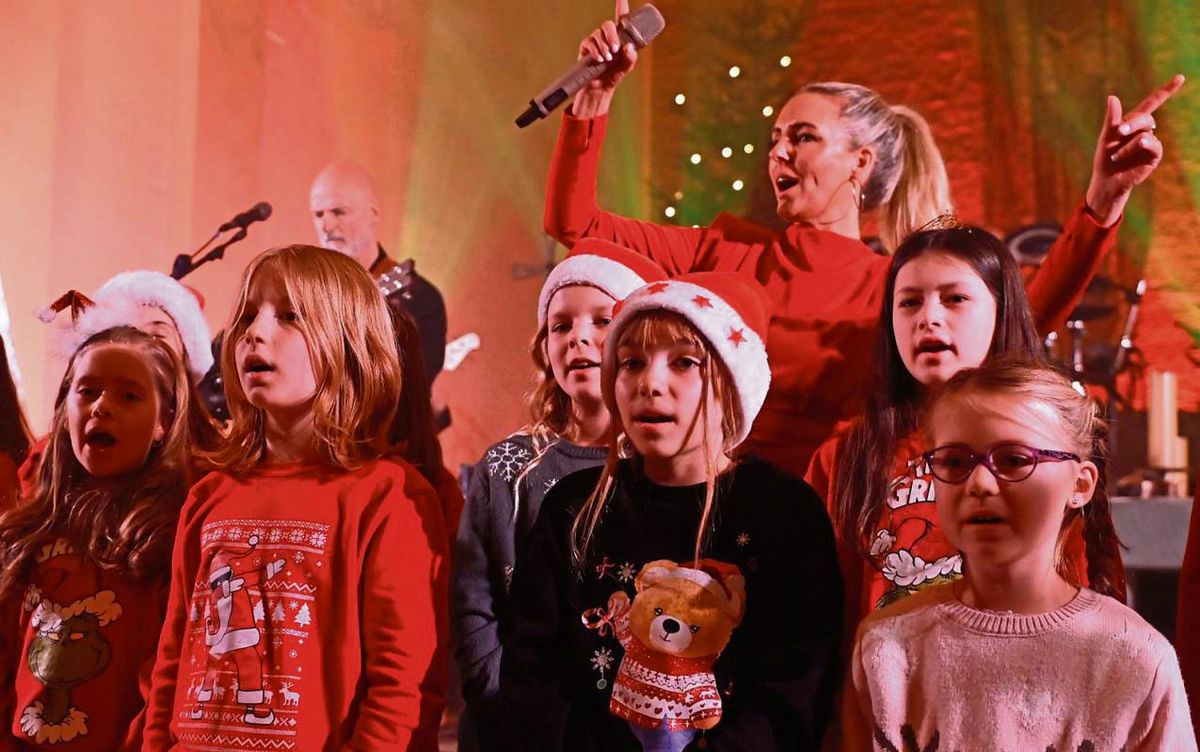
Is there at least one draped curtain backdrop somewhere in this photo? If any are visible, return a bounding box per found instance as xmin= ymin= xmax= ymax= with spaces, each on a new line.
xmin=1 ymin=1 xmax=1196 ymax=472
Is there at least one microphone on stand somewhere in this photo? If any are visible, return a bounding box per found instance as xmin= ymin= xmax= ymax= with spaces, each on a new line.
xmin=171 ymin=201 xmax=273 ymax=280
xmin=515 ymin=4 xmax=665 ymax=128
xmin=218 ymin=202 xmax=273 ymax=232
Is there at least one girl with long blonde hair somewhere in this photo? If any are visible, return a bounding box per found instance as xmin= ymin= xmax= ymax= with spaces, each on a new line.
xmin=144 ymin=245 xmax=443 ymax=751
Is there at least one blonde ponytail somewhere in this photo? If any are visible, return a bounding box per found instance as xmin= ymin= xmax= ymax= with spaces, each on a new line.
xmin=882 ymin=105 xmax=952 ymax=250
xmin=798 ymin=83 xmax=952 ymax=251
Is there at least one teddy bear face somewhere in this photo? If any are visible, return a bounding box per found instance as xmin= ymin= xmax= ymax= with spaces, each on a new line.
xmin=628 ymin=576 xmax=741 ymax=659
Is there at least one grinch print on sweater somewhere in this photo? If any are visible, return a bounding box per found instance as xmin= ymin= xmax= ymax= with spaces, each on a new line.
xmin=19 ymin=585 xmax=122 ymax=744
xmin=584 ymin=559 xmax=745 ymax=752
xmin=869 ymin=457 xmax=962 ymax=611
xmin=178 ymin=518 xmax=328 ymax=749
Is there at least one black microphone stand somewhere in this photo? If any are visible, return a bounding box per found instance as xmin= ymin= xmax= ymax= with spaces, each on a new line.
xmin=170 ymin=227 xmax=249 ymax=280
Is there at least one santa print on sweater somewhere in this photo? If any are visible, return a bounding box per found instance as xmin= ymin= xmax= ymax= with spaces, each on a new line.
xmin=868 ymin=445 xmax=961 ymax=611
xmin=182 ymin=519 xmax=324 ymax=729
xmin=145 ymin=460 xmax=441 ymax=752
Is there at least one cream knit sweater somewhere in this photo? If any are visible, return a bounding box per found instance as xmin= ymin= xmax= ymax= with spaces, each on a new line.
xmin=844 ymin=584 xmax=1196 ymax=751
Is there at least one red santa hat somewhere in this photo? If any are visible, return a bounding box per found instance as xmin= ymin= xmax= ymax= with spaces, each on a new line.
xmin=606 ymin=272 xmax=772 ymax=446
xmin=48 ymin=270 xmax=213 ymax=383
xmin=206 ymin=533 xmax=264 ymax=586
xmin=537 ymin=239 xmax=667 ymax=328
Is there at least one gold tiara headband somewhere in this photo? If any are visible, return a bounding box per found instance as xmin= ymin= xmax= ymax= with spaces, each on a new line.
xmin=915 ymin=213 xmax=971 ymax=233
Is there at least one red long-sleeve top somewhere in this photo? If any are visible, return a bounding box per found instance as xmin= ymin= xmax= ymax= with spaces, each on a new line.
xmin=143 ymin=459 xmax=442 ymax=751
xmin=0 ymin=538 xmax=168 ymax=751
xmin=545 ymin=111 xmax=1118 ymax=473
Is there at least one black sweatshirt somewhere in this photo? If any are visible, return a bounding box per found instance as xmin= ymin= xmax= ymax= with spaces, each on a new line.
xmin=497 ymin=457 xmax=843 ymax=751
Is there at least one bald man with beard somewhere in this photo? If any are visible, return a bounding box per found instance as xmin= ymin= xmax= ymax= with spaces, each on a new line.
xmin=310 ymin=161 xmax=448 ymax=386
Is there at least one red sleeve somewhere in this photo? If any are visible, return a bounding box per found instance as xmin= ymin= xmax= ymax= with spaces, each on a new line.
xmin=543 ymin=110 xmax=708 ymax=275
xmin=0 ymin=454 xmax=17 ymax=512
xmin=349 ymin=466 xmax=441 ymax=750
xmin=1025 ymin=204 xmax=1120 ymax=334
xmin=142 ymin=481 xmax=212 ymax=749
xmin=1177 ymin=483 xmax=1200 ymax=734
xmin=436 ymin=465 xmax=464 ymax=551
xmin=398 ymin=463 xmax=451 ymax=752
xmin=122 ymin=578 xmax=171 ymax=751
xmin=805 ymin=433 xmax=870 ymax=649
xmin=804 ymin=436 xmax=840 ymax=513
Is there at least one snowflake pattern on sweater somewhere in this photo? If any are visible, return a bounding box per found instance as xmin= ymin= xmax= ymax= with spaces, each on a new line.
xmin=176 ymin=517 xmax=329 ymax=747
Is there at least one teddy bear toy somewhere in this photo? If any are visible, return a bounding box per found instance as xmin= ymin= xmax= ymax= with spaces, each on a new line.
xmin=605 ymin=558 xmax=746 ymax=752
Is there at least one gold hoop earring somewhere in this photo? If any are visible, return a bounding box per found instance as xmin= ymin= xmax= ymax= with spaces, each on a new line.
xmin=849 ymin=175 xmax=865 ymax=212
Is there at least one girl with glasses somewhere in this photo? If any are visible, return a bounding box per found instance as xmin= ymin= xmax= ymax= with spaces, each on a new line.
xmin=805 ymin=223 xmax=1126 ymax=642
xmin=843 ymin=358 xmax=1195 ymax=751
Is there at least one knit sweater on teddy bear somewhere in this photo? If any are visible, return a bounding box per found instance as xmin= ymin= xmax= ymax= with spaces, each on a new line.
xmin=498 ymin=456 xmax=843 ymax=752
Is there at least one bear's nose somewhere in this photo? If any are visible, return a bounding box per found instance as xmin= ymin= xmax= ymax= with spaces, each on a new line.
xmin=662 ymin=618 xmax=681 ymax=634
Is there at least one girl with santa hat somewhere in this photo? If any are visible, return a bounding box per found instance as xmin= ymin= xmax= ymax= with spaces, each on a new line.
xmin=499 ymin=273 xmax=842 ymax=751
xmin=452 ymin=239 xmax=667 ymax=751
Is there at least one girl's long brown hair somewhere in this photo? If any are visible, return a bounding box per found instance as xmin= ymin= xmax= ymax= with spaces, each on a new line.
xmin=571 ymin=310 xmax=740 ymax=571
xmin=211 ymin=245 xmax=401 ymax=473
xmin=832 ymin=226 xmax=1041 ymax=556
xmin=930 ymin=358 xmax=1125 ymax=601
xmin=0 ymin=327 xmax=196 ymax=599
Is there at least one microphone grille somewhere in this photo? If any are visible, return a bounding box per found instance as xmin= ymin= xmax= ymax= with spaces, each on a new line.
xmin=254 ymin=201 xmax=273 ymax=220
xmin=623 ymin=4 xmax=666 ymax=46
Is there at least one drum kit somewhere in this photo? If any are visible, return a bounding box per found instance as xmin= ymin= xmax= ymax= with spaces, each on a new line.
xmin=1005 ymin=224 xmax=1146 ymax=407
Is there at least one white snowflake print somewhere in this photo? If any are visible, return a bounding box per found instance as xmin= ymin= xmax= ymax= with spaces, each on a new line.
xmin=268 ymin=528 xmax=283 ymax=543
xmin=309 ymin=532 xmax=327 ymax=548
xmin=870 ymin=529 xmax=896 ymax=556
xmin=735 ymin=532 xmax=751 ymax=547
xmin=591 ymin=648 xmax=614 ymax=673
xmin=544 ymin=477 xmax=558 ymax=493
xmin=616 ymin=562 xmax=636 ymax=583
xmin=289 ymin=529 xmax=307 ymax=544
xmin=486 ymin=441 xmax=533 ymax=483
xmin=228 ymin=526 xmax=243 ymax=541
xmin=293 ymin=551 xmax=306 ymax=564
xmin=289 ymin=650 xmax=298 ymax=659
xmin=251 ymin=527 xmax=266 ymax=540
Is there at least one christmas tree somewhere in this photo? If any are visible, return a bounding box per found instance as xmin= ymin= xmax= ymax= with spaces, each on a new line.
xmin=647 ymin=2 xmax=810 ymax=229
xmin=295 ymin=604 xmax=312 ymax=627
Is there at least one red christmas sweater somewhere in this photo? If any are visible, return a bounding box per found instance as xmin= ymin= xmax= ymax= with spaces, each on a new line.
xmin=0 ymin=537 xmax=169 ymax=751
xmin=806 ymin=433 xmax=1095 ymax=638
xmin=143 ymin=459 xmax=442 ymax=752
xmin=545 ymin=110 xmax=1118 ymax=474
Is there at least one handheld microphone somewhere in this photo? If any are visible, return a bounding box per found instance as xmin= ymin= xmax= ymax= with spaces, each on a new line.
xmin=515 ymin=4 xmax=665 ymax=128
xmin=218 ymin=201 xmax=273 ymax=232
